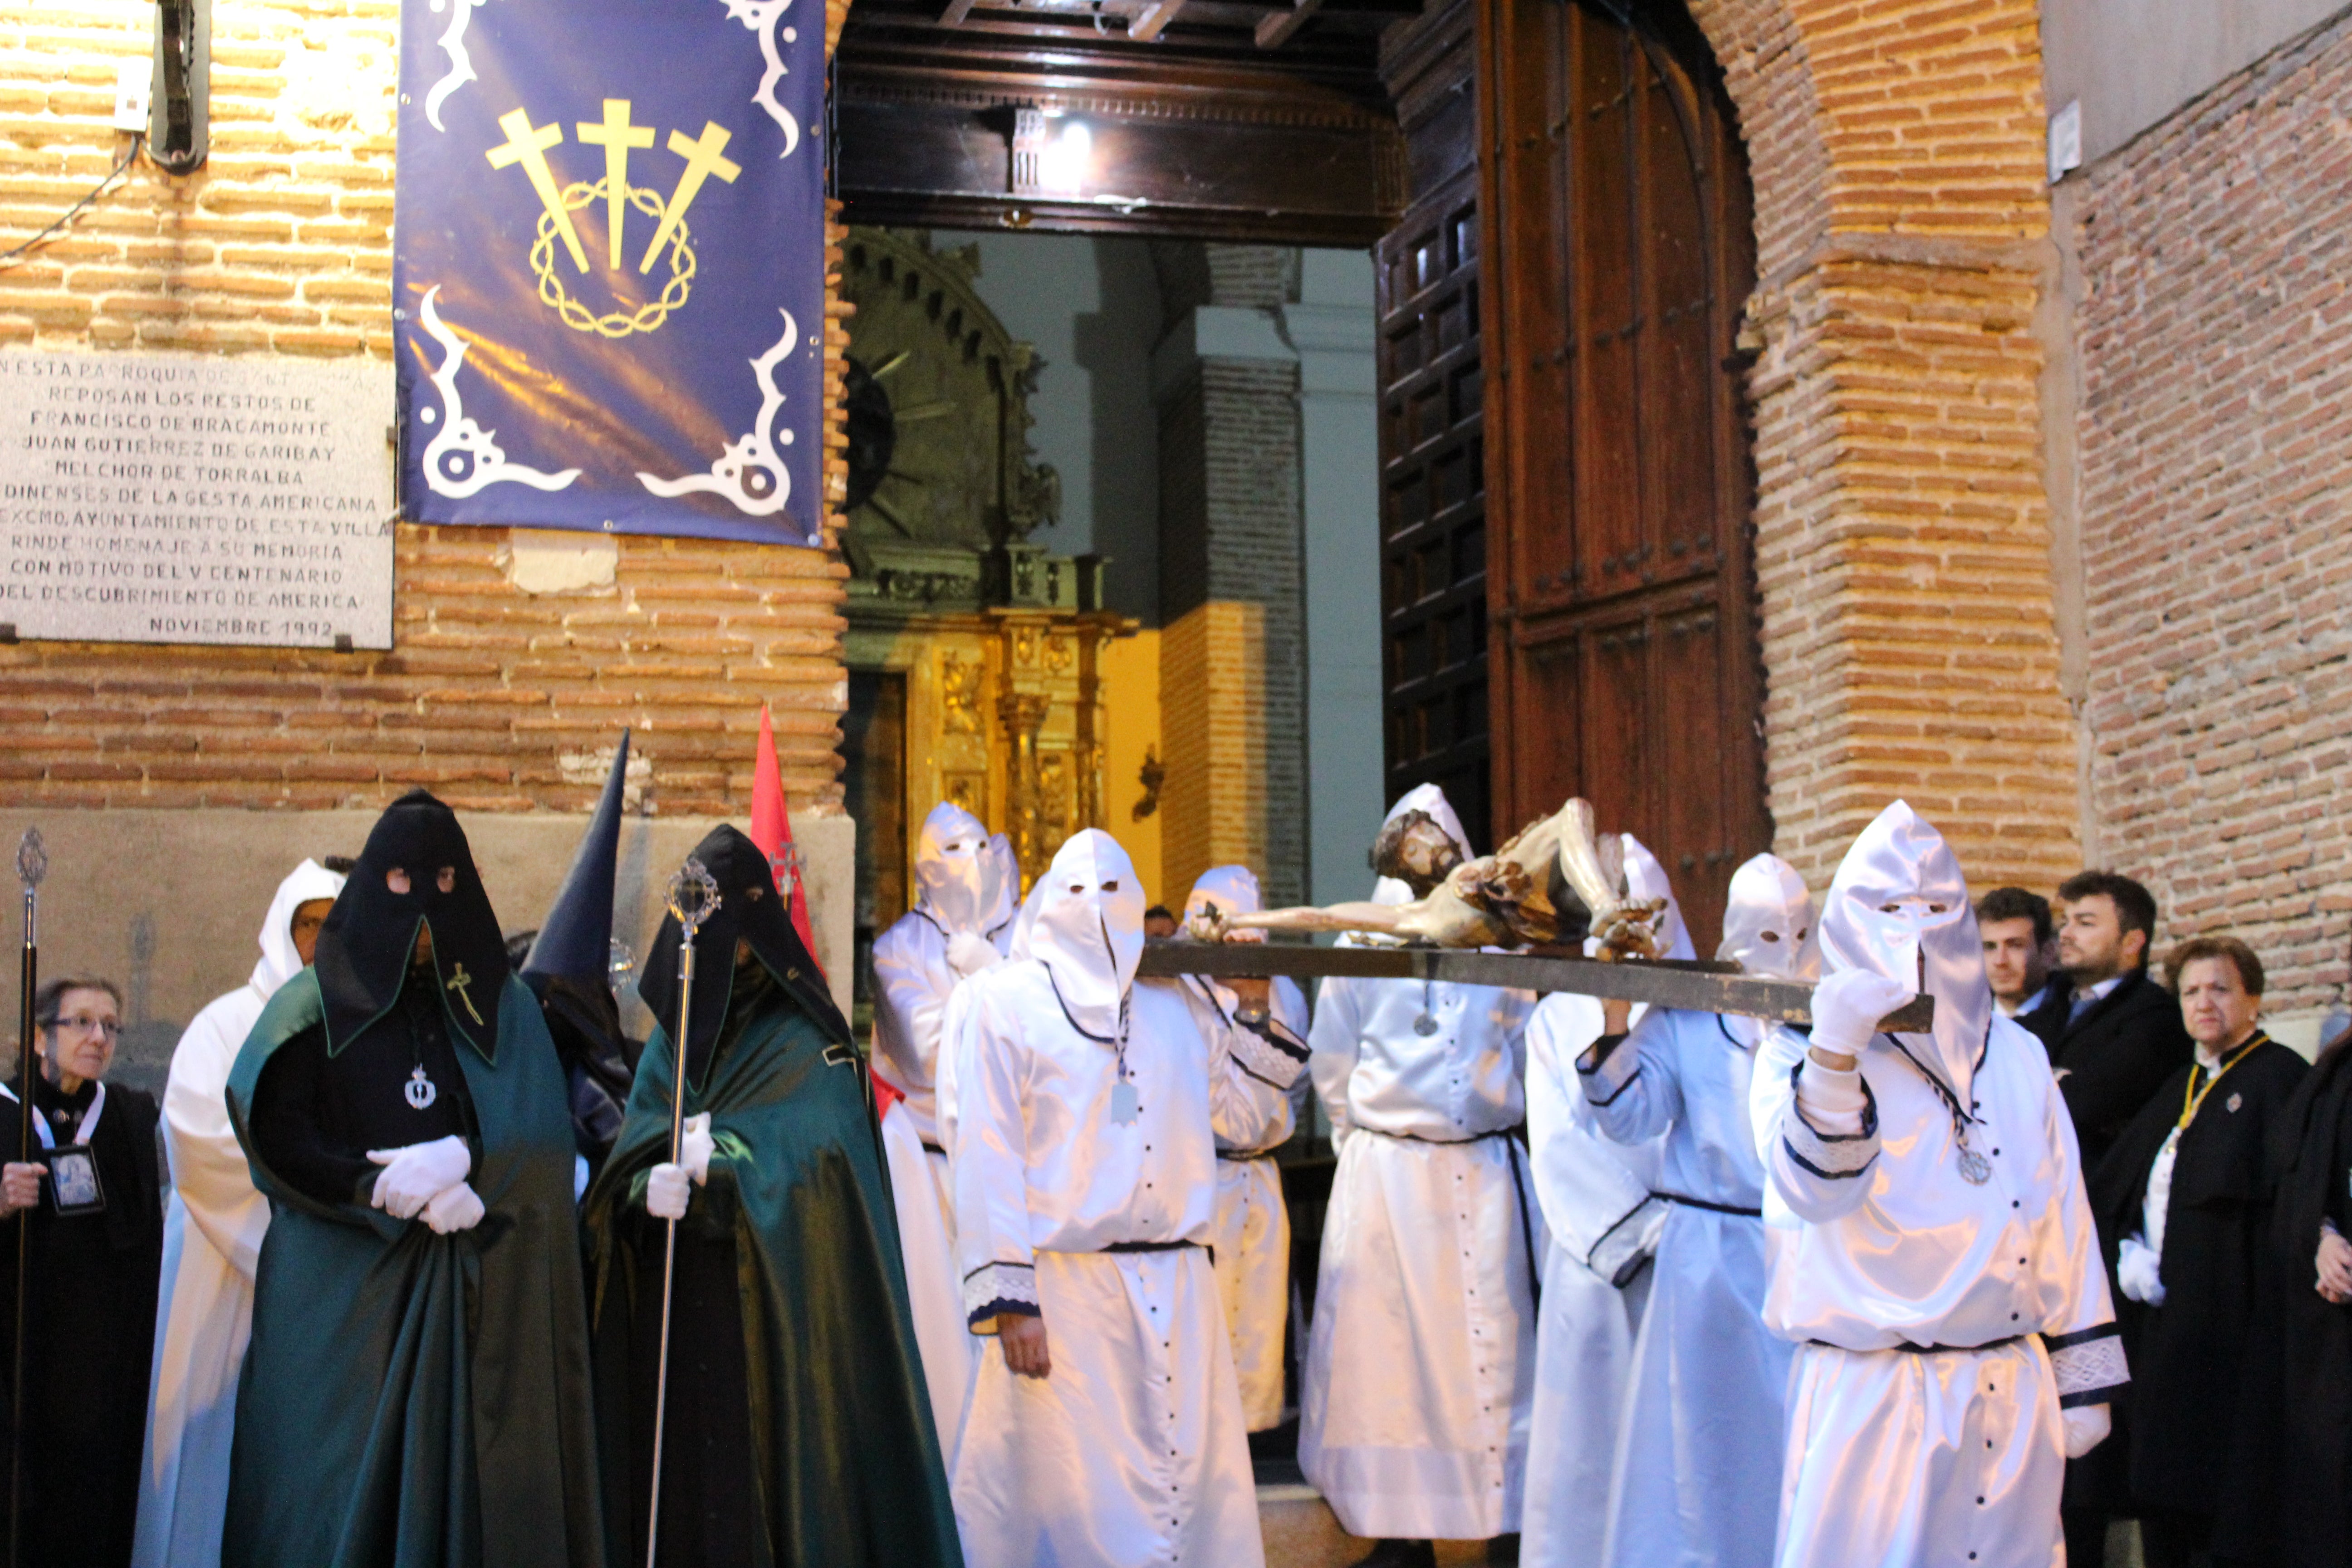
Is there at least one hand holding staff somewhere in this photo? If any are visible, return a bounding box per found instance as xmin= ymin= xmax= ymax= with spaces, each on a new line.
xmin=10 ymin=827 xmax=43 ymax=1568
xmin=643 ymin=855 xmax=719 ymax=1568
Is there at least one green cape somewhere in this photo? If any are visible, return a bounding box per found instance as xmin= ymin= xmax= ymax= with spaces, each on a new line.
xmin=582 ymin=987 xmax=962 ymax=1568
xmin=224 ymin=970 xmax=606 ymax=1568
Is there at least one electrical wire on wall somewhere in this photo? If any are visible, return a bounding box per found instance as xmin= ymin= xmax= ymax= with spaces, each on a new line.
xmin=0 ymin=133 xmax=144 ymax=273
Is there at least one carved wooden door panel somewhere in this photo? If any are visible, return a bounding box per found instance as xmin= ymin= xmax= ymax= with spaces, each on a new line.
xmin=1478 ymin=0 xmax=1762 ymax=948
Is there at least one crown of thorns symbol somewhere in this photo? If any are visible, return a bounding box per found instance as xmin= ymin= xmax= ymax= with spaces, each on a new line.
xmin=530 ymin=179 xmax=696 ymax=339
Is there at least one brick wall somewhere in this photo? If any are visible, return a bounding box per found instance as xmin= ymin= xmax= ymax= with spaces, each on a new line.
xmin=1157 ymin=600 xmax=1267 ymax=906
xmin=2067 ymin=12 xmax=2352 ymax=1019
xmin=1687 ymin=0 xmax=2081 ymax=893
xmin=0 ymin=0 xmax=853 ymax=815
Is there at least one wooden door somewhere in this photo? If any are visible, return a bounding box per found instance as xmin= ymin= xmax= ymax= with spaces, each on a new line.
xmin=1477 ymin=0 xmax=1762 ymax=950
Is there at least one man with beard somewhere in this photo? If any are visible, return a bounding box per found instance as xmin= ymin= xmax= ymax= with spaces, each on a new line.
xmin=1569 ymin=850 xmax=1813 ymax=1568
xmin=136 ymin=858 xmax=344 ymax=1568
xmin=225 ymin=789 xmax=604 ymax=1568
xmin=1298 ymin=784 xmax=1540 ymax=1568
xmin=1752 ymin=801 xmax=2125 ymax=1568
xmin=871 ymin=803 xmax=1018 ymax=1452
xmin=945 ymin=830 xmax=1307 ymax=1568
xmin=584 ymin=825 xmax=960 ymax=1568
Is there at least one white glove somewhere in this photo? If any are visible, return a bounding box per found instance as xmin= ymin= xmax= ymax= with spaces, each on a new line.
xmin=366 ymin=1135 xmax=473 ymax=1220
xmin=422 ymin=1181 xmax=485 ymax=1235
xmin=2117 ymin=1235 xmax=2166 ymax=1305
xmin=946 ymin=931 xmax=1001 ymax=979
xmin=679 ymin=1112 xmax=715 ymax=1185
xmin=646 ymin=1162 xmax=691 ymax=1221
xmin=2062 ymin=1403 xmax=2112 ymax=1459
xmin=1808 ymin=970 xmax=1918 ymax=1058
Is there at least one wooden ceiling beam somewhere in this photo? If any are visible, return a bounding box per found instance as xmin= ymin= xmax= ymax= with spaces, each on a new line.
xmin=1128 ymin=0 xmax=1187 ymax=41
xmin=1254 ymin=0 xmax=1324 ymax=48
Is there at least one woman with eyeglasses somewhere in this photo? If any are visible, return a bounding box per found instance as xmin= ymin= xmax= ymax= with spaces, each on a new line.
xmin=0 ymin=974 xmax=164 ymax=1568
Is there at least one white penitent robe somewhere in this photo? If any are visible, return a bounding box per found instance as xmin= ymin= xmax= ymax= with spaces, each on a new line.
xmin=135 ymin=860 xmax=343 ymax=1568
xmin=1578 ymin=1008 xmax=1792 ymax=1568
xmin=1178 ymin=973 xmax=1309 ymax=1432
xmin=1299 ymin=970 xmax=1543 ymax=1542
xmin=871 ymin=909 xmax=1008 ymax=1454
xmin=1520 ymin=993 xmax=1663 ymax=1568
xmin=945 ymin=962 xmax=1307 ymax=1568
xmin=1753 ymin=1014 xmax=2128 ymax=1568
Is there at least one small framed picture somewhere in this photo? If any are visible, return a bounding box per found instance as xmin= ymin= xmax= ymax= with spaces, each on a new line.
xmin=43 ymin=1148 xmax=104 ymax=1216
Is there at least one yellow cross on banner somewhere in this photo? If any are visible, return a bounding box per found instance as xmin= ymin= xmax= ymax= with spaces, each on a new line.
xmin=486 ymin=108 xmax=588 ymax=273
xmin=575 ymin=98 xmax=655 ymax=271
xmin=641 ymin=121 xmax=742 ymax=274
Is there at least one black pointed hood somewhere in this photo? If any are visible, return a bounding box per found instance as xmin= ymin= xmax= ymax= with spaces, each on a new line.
xmin=638 ymin=824 xmax=848 ymax=1083
xmin=522 ymin=731 xmax=629 ymax=989
xmin=314 ymin=789 xmax=509 ymax=1059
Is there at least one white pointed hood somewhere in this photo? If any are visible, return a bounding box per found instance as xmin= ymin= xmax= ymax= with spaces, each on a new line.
xmin=1818 ymin=800 xmax=1990 ymax=1101
xmin=1022 ymin=829 xmax=1147 ymax=1040
xmin=252 ymin=858 xmax=347 ymax=998
xmin=1370 ymin=782 xmax=1473 ymax=902
xmin=980 ymin=832 xmax=1020 ymax=940
xmin=1184 ymin=865 xmax=1264 ymax=938
xmin=1619 ymin=835 xmax=1695 ymax=962
xmin=1718 ymin=853 xmax=1819 ymax=981
xmin=914 ymin=802 xmax=994 ymax=936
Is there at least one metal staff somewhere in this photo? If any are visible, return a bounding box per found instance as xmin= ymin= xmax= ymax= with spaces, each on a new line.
xmin=9 ymin=828 xmax=43 ymax=1568
xmin=644 ymin=855 xmax=719 ymax=1568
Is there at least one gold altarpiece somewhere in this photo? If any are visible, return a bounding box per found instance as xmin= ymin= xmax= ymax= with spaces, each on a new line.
xmin=838 ymin=228 xmax=1134 ymax=983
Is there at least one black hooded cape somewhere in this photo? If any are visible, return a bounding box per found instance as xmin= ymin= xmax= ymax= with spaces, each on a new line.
xmin=582 ymin=826 xmax=961 ymax=1568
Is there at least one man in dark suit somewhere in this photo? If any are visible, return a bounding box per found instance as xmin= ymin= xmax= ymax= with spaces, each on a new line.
xmin=2023 ymin=870 xmax=2195 ymax=1568
xmin=2022 ymin=870 xmax=2195 ymax=1170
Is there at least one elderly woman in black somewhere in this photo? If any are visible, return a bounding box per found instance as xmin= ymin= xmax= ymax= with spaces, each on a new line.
xmin=0 ymin=975 xmax=163 ymax=1568
xmin=2091 ymin=936 xmax=2304 ymax=1568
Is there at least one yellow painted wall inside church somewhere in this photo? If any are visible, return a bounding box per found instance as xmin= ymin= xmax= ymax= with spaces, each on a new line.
xmin=1097 ymin=629 xmax=1166 ymax=909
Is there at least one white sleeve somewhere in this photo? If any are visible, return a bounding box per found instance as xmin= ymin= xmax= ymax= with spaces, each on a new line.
xmin=1578 ymin=1008 xmax=1682 ymax=1147
xmin=1754 ymin=1029 xmax=1882 ymax=1224
xmin=871 ymin=921 xmax=953 ymax=1088
xmin=1209 ymin=1005 xmax=1310 ymax=1152
xmin=164 ymin=998 xmax=271 ymax=1282
xmin=947 ymin=982 xmax=1040 ymax=1328
xmin=1308 ymin=976 xmax=1365 ymax=1144
xmin=2035 ymin=1050 xmax=2129 ymax=1409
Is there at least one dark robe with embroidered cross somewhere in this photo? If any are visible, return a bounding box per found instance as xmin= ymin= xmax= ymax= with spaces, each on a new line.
xmin=582 ymin=824 xmax=960 ymax=1568
xmin=221 ymin=788 xmax=604 ymax=1568
xmin=2089 ymin=1034 xmax=2305 ymax=1522
xmin=0 ymin=1070 xmax=162 ymax=1568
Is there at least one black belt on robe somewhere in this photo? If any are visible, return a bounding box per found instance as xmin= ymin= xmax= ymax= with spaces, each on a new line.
xmin=1808 ymin=1332 xmax=2030 ymax=1355
xmin=1657 ymin=1190 xmax=1764 ymax=1218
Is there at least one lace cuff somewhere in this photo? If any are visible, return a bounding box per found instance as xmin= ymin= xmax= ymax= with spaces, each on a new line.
xmin=2045 ymin=1324 xmax=2130 ymax=1408
xmin=1586 ymin=1194 xmax=1670 ymax=1289
xmin=1230 ymin=1016 xmax=1309 ymax=1091
xmin=1577 ymin=1032 xmax=1641 ymax=1108
xmin=963 ymin=1259 xmax=1040 ymax=1327
xmin=1781 ymin=1058 xmax=1880 ymax=1180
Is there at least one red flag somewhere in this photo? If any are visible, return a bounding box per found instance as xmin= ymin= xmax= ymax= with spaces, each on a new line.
xmin=750 ymin=703 xmax=824 ymax=976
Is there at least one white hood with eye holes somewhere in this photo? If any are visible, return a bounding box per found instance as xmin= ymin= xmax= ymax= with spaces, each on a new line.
xmin=914 ymin=802 xmax=994 ymax=936
xmin=253 ymin=858 xmax=348 ymax=998
xmin=1024 ymin=829 xmax=1147 ymax=1041
xmin=1619 ymin=835 xmax=1695 ymax=962
xmin=1818 ymin=801 xmax=1991 ymax=1103
xmin=1719 ymin=853 xmax=1819 ymax=983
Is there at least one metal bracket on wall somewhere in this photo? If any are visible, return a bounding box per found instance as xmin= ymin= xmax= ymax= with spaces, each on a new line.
xmin=150 ymin=0 xmax=210 ymax=175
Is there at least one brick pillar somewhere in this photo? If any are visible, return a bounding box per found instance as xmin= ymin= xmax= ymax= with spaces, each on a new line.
xmin=1152 ymin=245 xmax=1308 ymax=907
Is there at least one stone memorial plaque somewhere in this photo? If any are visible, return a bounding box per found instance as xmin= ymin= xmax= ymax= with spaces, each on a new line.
xmin=0 ymin=350 xmax=395 ymax=649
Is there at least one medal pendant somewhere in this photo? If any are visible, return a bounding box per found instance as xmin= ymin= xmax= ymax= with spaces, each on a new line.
xmin=1957 ymin=1145 xmax=1992 ymax=1185
xmin=1413 ymin=1014 xmax=1440 ymax=1037
xmin=405 ymin=1065 xmax=439 ymax=1111
xmin=1109 ymin=1080 xmax=1140 ymax=1126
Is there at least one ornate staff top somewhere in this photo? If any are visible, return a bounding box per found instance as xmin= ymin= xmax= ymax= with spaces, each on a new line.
xmin=666 ymin=856 xmax=720 ymax=941
xmin=13 ymin=829 xmax=42 ymax=893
